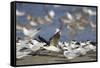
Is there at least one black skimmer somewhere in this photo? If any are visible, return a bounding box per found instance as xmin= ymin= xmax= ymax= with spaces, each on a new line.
xmin=26 ymin=39 xmax=46 ymax=52
xmin=16 ymin=37 xmax=28 ymax=51
xmin=37 ymin=28 xmax=62 ymax=52
xmin=16 ymin=38 xmax=46 ymax=58
xmin=74 ymin=42 xmax=87 ymax=55
xmin=63 ymin=49 xmax=81 ymax=59
xmin=85 ymin=40 xmax=96 ymax=52
xmin=63 ymin=41 xmax=87 ymax=59
xmin=63 ymin=43 xmax=80 ymax=60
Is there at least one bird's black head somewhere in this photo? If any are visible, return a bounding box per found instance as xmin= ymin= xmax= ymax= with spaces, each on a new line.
xmin=89 ymin=41 xmax=96 ymax=46
xmin=28 ymin=41 xmax=33 ymax=45
xmin=62 ymin=42 xmax=65 ymax=44
xmin=43 ymin=44 xmax=49 ymax=47
xmin=17 ymin=37 xmax=22 ymax=40
xmin=37 ymin=27 xmax=41 ymax=31
xmin=16 ymin=37 xmax=22 ymax=43
xmin=75 ymin=42 xmax=80 ymax=45
xmin=72 ymin=40 xmax=76 ymax=42
xmin=64 ymin=49 xmax=68 ymax=51
xmin=87 ymin=40 xmax=90 ymax=42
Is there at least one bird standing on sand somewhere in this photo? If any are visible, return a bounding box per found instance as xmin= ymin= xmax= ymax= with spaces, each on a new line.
xmin=84 ymin=40 xmax=96 ymax=52
xmin=16 ymin=39 xmax=32 ymax=59
xmin=26 ymin=39 xmax=46 ymax=52
xmin=63 ymin=44 xmax=80 ymax=60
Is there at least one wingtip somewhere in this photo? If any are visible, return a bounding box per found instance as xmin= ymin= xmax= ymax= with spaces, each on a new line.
xmin=37 ymin=27 xmax=41 ymax=30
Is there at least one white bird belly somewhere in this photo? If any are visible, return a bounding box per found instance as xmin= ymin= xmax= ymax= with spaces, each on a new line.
xmin=43 ymin=46 xmax=61 ymax=52
xmin=64 ymin=51 xmax=78 ymax=59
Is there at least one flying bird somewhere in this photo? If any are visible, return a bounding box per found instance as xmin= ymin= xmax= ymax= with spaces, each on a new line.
xmin=90 ymin=22 xmax=96 ymax=32
xmin=38 ymin=28 xmax=61 ymax=52
xmin=27 ymin=15 xmax=39 ymax=26
xmin=53 ymin=5 xmax=62 ymax=8
xmin=16 ymin=23 xmax=40 ymax=39
xmin=26 ymin=10 xmax=55 ymax=26
xmin=66 ymin=12 xmax=73 ymax=20
xmin=60 ymin=8 xmax=93 ymax=38
xmin=16 ymin=10 xmax=25 ymax=16
xmin=82 ymin=7 xmax=96 ymax=16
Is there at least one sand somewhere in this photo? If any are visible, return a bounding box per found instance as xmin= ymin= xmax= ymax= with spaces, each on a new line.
xmin=16 ymin=51 xmax=97 ymax=66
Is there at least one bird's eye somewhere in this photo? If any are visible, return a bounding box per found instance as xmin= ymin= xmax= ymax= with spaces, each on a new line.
xmin=26 ymin=43 xmax=28 ymax=44
xmin=44 ymin=44 xmax=47 ymax=46
xmin=75 ymin=47 xmax=79 ymax=49
xmin=75 ymin=42 xmax=80 ymax=45
xmin=64 ymin=49 xmax=68 ymax=51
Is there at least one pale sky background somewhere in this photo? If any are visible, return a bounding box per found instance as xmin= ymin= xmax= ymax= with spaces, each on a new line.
xmin=16 ymin=2 xmax=97 ymax=41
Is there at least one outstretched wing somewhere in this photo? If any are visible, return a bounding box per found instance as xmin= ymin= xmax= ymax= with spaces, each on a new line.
xmin=49 ymin=32 xmax=60 ymax=47
xmin=38 ymin=35 xmax=49 ymax=44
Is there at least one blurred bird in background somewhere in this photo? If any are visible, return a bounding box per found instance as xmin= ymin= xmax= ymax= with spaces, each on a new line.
xmin=60 ymin=7 xmax=96 ymax=38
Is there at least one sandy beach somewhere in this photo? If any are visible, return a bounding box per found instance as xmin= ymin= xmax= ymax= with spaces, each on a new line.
xmin=16 ymin=51 xmax=97 ymax=65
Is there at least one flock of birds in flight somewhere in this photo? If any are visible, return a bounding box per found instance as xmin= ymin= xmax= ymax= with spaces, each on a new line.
xmin=16 ymin=5 xmax=97 ymax=60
